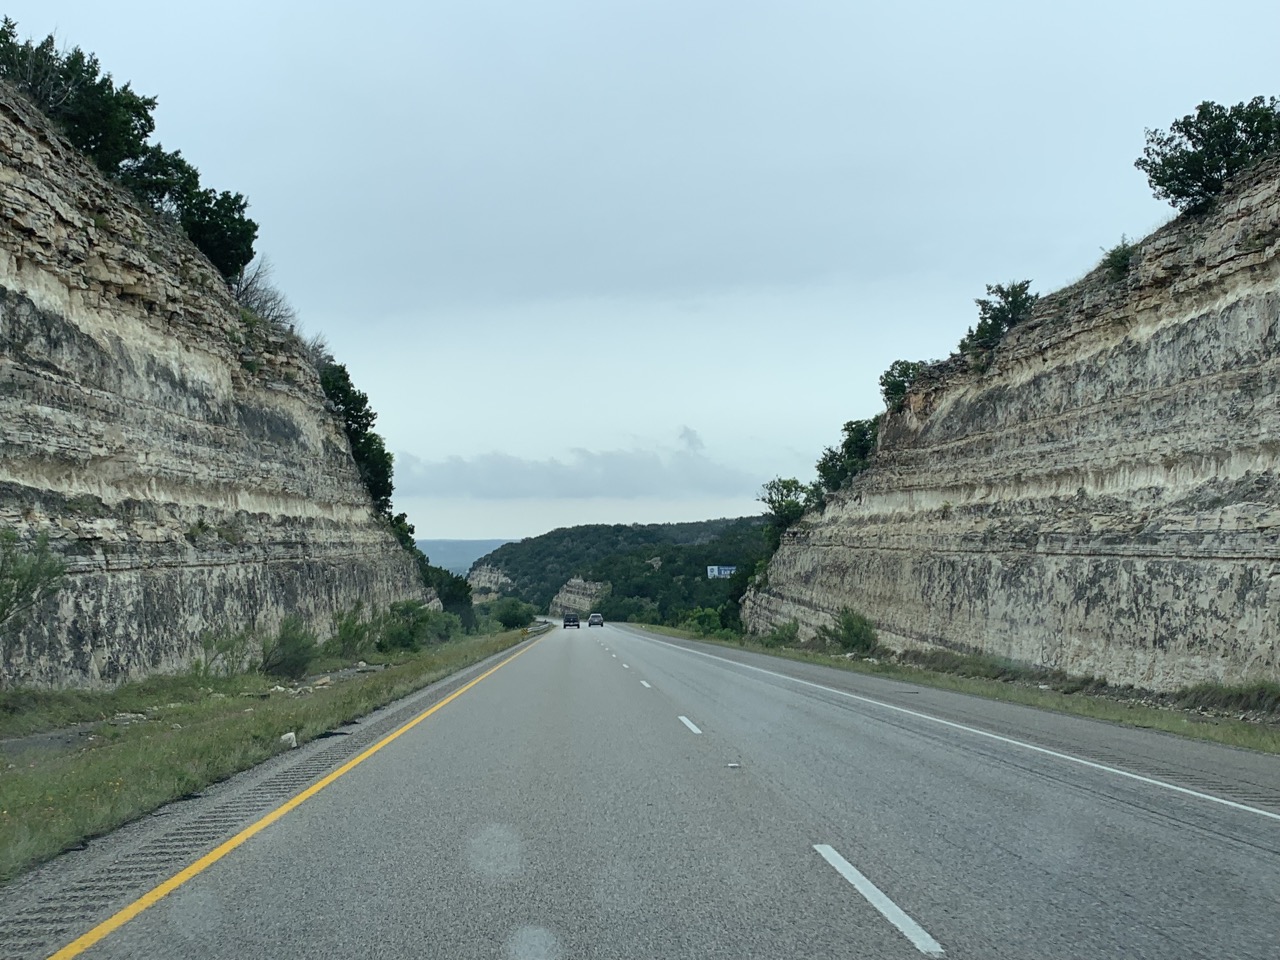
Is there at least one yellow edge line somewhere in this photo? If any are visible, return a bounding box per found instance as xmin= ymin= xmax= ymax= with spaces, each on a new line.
xmin=47 ymin=636 xmax=543 ymax=960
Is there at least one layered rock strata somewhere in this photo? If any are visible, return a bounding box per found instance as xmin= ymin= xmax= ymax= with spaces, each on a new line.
xmin=467 ymin=564 xmax=514 ymax=603
xmin=743 ymin=160 xmax=1280 ymax=692
xmin=0 ymin=86 xmax=426 ymax=686
xmin=549 ymin=578 xmax=610 ymax=616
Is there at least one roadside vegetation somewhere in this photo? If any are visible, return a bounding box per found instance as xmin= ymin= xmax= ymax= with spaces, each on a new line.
xmin=0 ymin=609 xmax=542 ymax=882
xmin=641 ymin=623 xmax=1280 ymax=755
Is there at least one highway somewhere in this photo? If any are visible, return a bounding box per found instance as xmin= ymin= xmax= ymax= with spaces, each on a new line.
xmin=20 ymin=623 xmax=1280 ymax=959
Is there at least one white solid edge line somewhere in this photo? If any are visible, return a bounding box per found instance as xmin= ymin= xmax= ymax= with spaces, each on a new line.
xmin=640 ymin=680 xmax=652 ymax=688
xmin=635 ymin=634 xmax=1280 ymax=823
xmin=814 ymin=845 xmax=944 ymax=956
xmin=678 ymin=715 xmax=702 ymax=734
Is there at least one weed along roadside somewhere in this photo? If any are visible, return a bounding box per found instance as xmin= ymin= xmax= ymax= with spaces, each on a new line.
xmin=0 ymin=618 xmax=545 ymax=884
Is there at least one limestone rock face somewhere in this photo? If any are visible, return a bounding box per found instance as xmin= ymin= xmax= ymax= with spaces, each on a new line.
xmin=743 ymin=159 xmax=1280 ymax=692
xmin=549 ymin=578 xmax=609 ymax=615
xmin=0 ymin=87 xmax=426 ymax=687
xmin=467 ymin=564 xmax=513 ymax=603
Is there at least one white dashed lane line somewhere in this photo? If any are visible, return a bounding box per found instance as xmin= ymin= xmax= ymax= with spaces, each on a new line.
xmin=678 ymin=716 xmax=702 ymax=735
xmin=813 ymin=844 xmax=944 ymax=956
xmin=640 ymin=681 xmax=651 ymax=689
xmin=637 ymin=635 xmax=1280 ymax=824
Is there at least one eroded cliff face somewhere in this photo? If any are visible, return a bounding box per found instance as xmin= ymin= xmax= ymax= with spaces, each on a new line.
xmin=743 ymin=160 xmax=1280 ymax=692
xmin=0 ymin=88 xmax=427 ymax=686
xmin=466 ymin=564 xmax=513 ymax=603
xmin=549 ymin=578 xmax=609 ymax=615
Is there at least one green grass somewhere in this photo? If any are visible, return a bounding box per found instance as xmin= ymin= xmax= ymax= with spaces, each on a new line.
xmin=637 ymin=625 xmax=1280 ymax=755
xmin=0 ymin=631 xmax=530 ymax=882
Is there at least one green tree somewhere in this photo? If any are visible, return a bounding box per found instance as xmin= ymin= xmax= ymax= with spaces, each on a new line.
xmin=879 ymin=360 xmax=926 ymax=412
xmin=960 ymin=280 xmax=1038 ymax=355
xmin=118 ymin=144 xmax=200 ymax=216
xmin=0 ymin=18 xmax=257 ymax=279
xmin=759 ymin=477 xmax=812 ymax=553
xmin=0 ymin=531 xmax=66 ymax=637
xmin=179 ymin=188 xmax=259 ymax=280
xmin=759 ymin=477 xmax=808 ymax=528
xmin=0 ymin=19 xmax=155 ymax=174
xmin=492 ymin=597 xmax=535 ymax=630
xmin=319 ymin=362 xmax=394 ymax=515
xmin=1135 ymin=97 xmax=1280 ymax=213
xmin=424 ymin=565 xmax=477 ymax=632
xmin=815 ymin=417 xmax=879 ymax=495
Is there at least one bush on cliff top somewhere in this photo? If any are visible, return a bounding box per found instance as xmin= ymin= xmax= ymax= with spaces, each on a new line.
xmin=0 ymin=17 xmax=257 ymax=279
xmin=1136 ymin=96 xmax=1280 ymax=214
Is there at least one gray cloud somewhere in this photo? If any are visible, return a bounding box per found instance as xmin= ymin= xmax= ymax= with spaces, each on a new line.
xmin=396 ymin=429 xmax=756 ymax=500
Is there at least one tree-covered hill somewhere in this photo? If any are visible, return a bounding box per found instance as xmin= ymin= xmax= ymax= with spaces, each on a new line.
xmin=581 ymin=521 xmax=769 ymax=630
xmin=471 ymin=517 xmax=764 ymax=610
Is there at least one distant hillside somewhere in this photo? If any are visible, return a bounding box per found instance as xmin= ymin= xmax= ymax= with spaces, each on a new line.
xmin=416 ymin=539 xmax=515 ymax=575
xmin=582 ymin=521 xmax=770 ymax=629
xmin=472 ymin=517 xmax=765 ymax=610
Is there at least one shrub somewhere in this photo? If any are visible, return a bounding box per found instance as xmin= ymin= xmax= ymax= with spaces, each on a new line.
xmin=1100 ymin=236 xmax=1135 ymax=282
xmin=260 ymin=616 xmax=318 ymax=679
xmin=757 ymin=620 xmax=799 ymax=649
xmin=814 ymin=608 xmax=878 ymax=654
xmin=329 ymin=604 xmax=373 ymax=658
xmin=375 ymin=601 xmax=460 ymax=652
xmin=194 ymin=628 xmax=259 ymax=678
xmin=492 ymin=597 xmax=536 ymax=630
xmin=958 ymin=281 xmax=1038 ymax=357
xmin=682 ymin=607 xmax=722 ymax=636
xmin=0 ymin=531 xmax=66 ymax=638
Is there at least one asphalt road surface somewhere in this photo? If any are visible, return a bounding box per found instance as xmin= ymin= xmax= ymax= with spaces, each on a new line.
xmin=45 ymin=624 xmax=1280 ymax=959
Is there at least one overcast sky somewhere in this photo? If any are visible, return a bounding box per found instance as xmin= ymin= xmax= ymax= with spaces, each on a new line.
xmin=11 ymin=2 xmax=1280 ymax=538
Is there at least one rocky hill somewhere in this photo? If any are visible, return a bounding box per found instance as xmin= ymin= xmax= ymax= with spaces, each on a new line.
xmin=0 ymin=85 xmax=426 ymax=687
xmin=470 ymin=517 xmax=760 ymax=610
xmin=743 ymin=158 xmax=1280 ymax=692
xmin=549 ymin=578 xmax=610 ymax=616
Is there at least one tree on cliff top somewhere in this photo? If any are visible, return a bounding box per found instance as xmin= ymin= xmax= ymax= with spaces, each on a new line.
xmin=1136 ymin=97 xmax=1280 ymax=213
xmin=814 ymin=416 xmax=879 ymax=497
xmin=959 ymin=280 xmax=1038 ymax=356
xmin=758 ymin=477 xmax=820 ymax=554
xmin=0 ymin=18 xmax=258 ymax=280
xmin=879 ymin=360 xmax=927 ymax=412
xmin=0 ymin=18 xmax=154 ymax=174
xmin=319 ymin=362 xmax=394 ymax=516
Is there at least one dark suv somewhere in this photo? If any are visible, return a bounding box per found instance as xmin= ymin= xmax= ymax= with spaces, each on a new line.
xmin=562 ymin=613 xmax=580 ymax=628
xmin=588 ymin=613 xmax=604 ymax=626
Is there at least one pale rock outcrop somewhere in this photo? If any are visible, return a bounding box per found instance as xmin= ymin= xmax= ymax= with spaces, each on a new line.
xmin=467 ymin=564 xmax=514 ymax=603
xmin=743 ymin=158 xmax=1280 ymax=692
xmin=549 ymin=578 xmax=609 ymax=615
xmin=0 ymin=85 xmax=427 ymax=686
